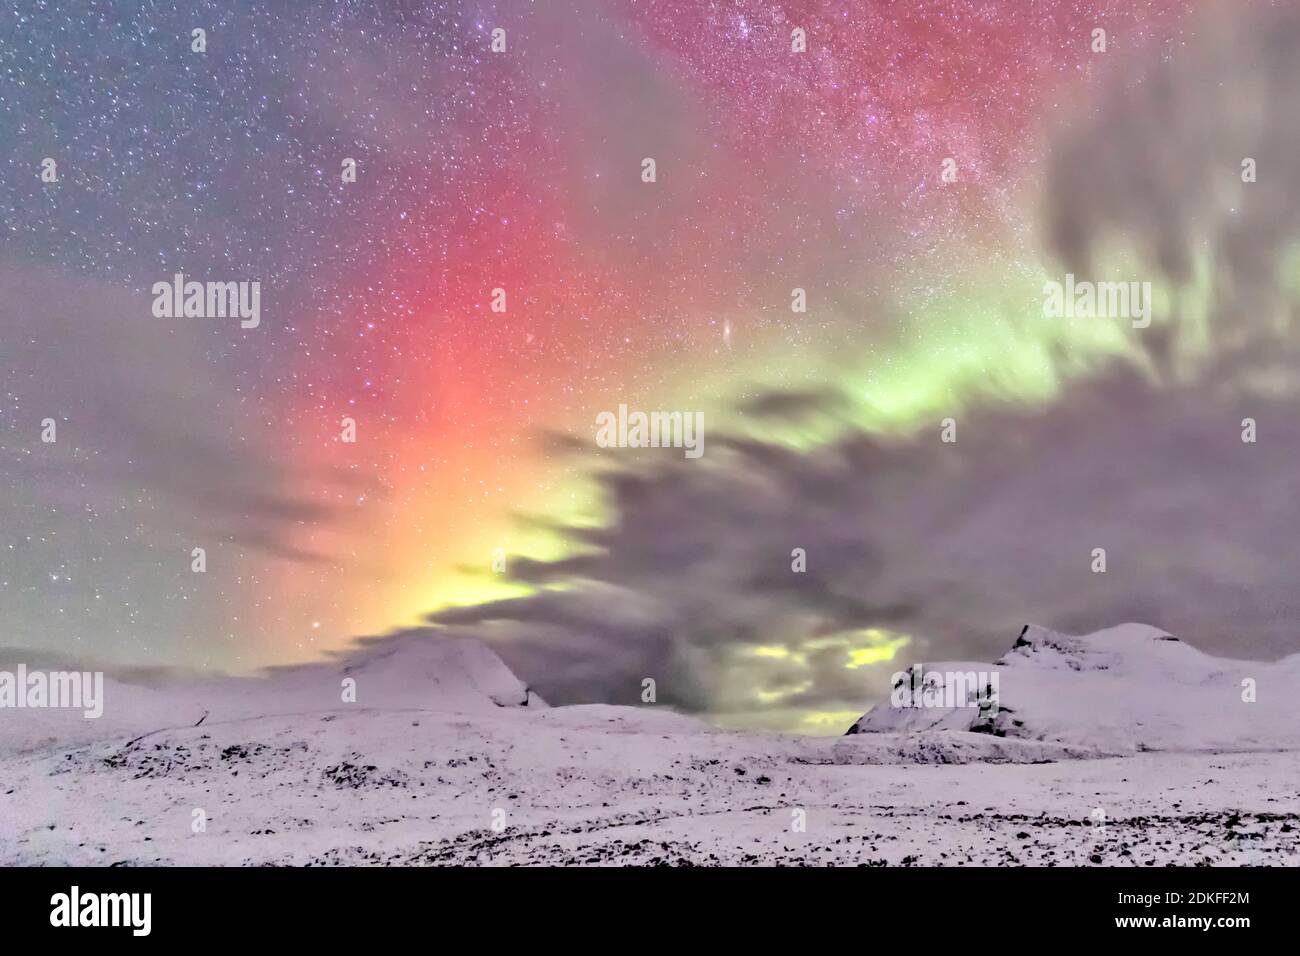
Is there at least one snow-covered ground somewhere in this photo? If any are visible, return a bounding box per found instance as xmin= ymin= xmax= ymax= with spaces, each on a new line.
xmin=1 ymin=625 xmax=1297 ymax=866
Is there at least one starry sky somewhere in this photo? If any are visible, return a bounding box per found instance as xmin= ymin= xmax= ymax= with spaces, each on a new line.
xmin=4 ymin=0 xmax=1300 ymax=731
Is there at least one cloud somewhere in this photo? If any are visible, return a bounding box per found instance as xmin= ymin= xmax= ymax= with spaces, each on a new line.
xmin=417 ymin=4 xmax=1300 ymax=728
xmin=425 ymin=365 xmax=1300 ymax=724
xmin=1043 ymin=0 xmax=1300 ymax=369
xmin=0 ymin=263 xmax=346 ymax=563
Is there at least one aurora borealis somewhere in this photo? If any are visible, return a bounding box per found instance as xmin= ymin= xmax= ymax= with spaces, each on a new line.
xmin=5 ymin=0 xmax=1300 ymax=731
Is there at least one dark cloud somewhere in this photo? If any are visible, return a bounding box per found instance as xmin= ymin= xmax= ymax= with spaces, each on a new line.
xmin=424 ymin=363 xmax=1300 ymax=723
xmin=431 ymin=364 xmax=1300 ymax=717
xmin=0 ymin=263 xmax=348 ymax=561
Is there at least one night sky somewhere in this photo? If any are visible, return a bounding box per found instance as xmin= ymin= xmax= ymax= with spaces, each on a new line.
xmin=4 ymin=1 xmax=1299 ymax=731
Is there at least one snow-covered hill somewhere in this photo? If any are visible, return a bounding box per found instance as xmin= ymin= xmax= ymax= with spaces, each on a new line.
xmin=0 ymin=635 xmax=542 ymax=757
xmin=845 ymin=623 xmax=1300 ymax=753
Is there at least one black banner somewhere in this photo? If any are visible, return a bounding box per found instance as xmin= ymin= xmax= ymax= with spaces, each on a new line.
xmin=0 ymin=866 xmax=1274 ymax=942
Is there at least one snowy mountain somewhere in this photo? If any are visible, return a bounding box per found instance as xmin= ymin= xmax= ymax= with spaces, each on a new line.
xmin=845 ymin=622 xmax=1300 ymax=753
xmin=0 ymin=635 xmax=542 ymax=757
